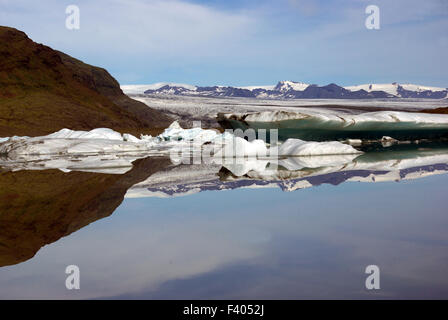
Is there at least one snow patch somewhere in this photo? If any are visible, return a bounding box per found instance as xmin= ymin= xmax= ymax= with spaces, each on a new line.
xmin=45 ymin=128 xmax=124 ymax=141
xmin=276 ymin=80 xmax=309 ymax=92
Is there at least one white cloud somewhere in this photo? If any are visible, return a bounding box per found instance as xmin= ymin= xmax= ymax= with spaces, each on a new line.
xmin=1 ymin=0 xmax=447 ymax=85
xmin=0 ymin=0 xmax=255 ymax=57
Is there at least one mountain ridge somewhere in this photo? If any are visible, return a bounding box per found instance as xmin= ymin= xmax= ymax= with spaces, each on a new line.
xmin=122 ymin=80 xmax=448 ymax=100
xmin=0 ymin=26 xmax=172 ymax=137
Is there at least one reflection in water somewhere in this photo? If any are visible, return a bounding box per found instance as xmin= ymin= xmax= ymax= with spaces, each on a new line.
xmin=0 ymin=145 xmax=448 ymax=298
xmin=0 ymin=157 xmax=170 ymax=267
xmin=127 ymin=143 xmax=448 ymax=198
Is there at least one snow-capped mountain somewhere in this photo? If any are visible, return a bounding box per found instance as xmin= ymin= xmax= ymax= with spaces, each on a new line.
xmin=344 ymin=82 xmax=448 ymax=99
xmin=274 ymin=80 xmax=309 ymax=92
xmin=122 ymin=81 xmax=448 ymax=99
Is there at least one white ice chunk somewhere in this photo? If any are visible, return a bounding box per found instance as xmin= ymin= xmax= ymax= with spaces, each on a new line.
xmin=159 ymin=121 xmax=220 ymax=143
xmin=123 ymin=133 xmax=141 ymax=143
xmin=342 ymin=139 xmax=363 ymax=146
xmin=279 ymin=138 xmax=362 ymax=156
xmin=214 ymin=136 xmax=268 ymax=158
xmin=44 ymin=128 xmax=124 ymax=141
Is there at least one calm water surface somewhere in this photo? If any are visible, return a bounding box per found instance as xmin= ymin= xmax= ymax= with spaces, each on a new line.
xmin=0 ymin=169 xmax=447 ymax=299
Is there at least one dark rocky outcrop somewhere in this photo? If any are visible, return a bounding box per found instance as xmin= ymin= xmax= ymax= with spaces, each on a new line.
xmin=0 ymin=26 xmax=172 ymax=137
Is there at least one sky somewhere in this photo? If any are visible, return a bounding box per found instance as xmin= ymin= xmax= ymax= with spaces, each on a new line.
xmin=1 ymin=0 xmax=448 ymax=87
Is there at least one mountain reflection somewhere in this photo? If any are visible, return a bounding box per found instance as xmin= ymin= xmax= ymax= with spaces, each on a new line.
xmin=128 ymin=143 xmax=448 ymax=198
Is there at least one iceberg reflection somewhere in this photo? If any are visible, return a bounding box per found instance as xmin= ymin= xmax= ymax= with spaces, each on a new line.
xmin=127 ymin=143 xmax=448 ymax=197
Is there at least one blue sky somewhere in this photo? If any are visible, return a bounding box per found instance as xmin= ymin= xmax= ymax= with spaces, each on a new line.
xmin=1 ymin=0 xmax=447 ymax=87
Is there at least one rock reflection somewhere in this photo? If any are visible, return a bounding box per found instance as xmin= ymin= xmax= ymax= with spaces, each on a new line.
xmin=0 ymin=157 xmax=170 ymax=267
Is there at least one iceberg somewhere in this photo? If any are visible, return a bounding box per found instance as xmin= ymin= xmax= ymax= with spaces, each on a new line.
xmin=2 ymin=120 xmax=446 ymax=178
xmin=0 ymin=134 xmax=152 ymax=157
xmin=278 ymin=138 xmax=362 ymax=156
xmin=44 ymin=128 xmax=125 ymax=140
xmin=0 ymin=122 xmax=222 ymax=157
xmin=0 ymin=123 xmax=226 ymax=173
xmin=158 ymin=121 xmax=220 ymax=142
xmin=213 ymin=136 xmax=268 ymax=159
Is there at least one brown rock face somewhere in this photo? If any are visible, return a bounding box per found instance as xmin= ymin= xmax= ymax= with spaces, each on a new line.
xmin=0 ymin=157 xmax=171 ymax=267
xmin=0 ymin=26 xmax=172 ymax=137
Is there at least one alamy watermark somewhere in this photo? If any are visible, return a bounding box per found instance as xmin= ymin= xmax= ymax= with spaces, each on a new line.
xmin=65 ymin=5 xmax=80 ymax=30
xmin=365 ymin=265 xmax=380 ymax=290
xmin=365 ymin=5 xmax=380 ymax=30
xmin=65 ymin=265 xmax=80 ymax=290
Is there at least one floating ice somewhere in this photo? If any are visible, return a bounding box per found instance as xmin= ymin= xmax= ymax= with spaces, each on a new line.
xmin=159 ymin=121 xmax=220 ymax=142
xmin=5 ymin=119 xmax=446 ymax=178
xmin=342 ymin=139 xmax=362 ymax=146
xmin=0 ymin=122 xmax=221 ymax=158
xmin=123 ymin=133 xmax=141 ymax=143
xmin=214 ymin=136 xmax=268 ymax=158
xmin=44 ymin=128 xmax=124 ymax=140
xmin=278 ymin=139 xmax=362 ymax=156
xmin=0 ymin=122 xmax=268 ymax=173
